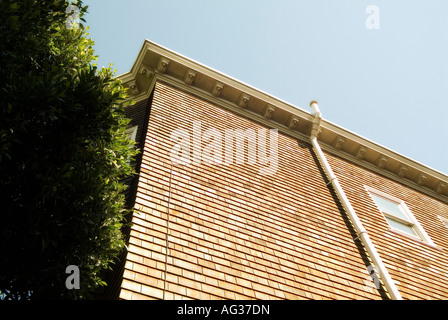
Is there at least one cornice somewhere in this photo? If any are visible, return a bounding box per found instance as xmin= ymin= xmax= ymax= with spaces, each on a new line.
xmin=117 ymin=39 xmax=448 ymax=202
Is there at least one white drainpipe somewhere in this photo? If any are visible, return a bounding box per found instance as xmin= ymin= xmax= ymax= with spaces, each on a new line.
xmin=308 ymin=101 xmax=402 ymax=300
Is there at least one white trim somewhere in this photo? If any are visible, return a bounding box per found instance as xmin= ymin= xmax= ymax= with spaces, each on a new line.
xmin=365 ymin=186 xmax=434 ymax=245
xmin=153 ymin=75 xmax=312 ymax=141
xmin=126 ymin=125 xmax=138 ymax=142
xmin=438 ymin=215 xmax=448 ymax=228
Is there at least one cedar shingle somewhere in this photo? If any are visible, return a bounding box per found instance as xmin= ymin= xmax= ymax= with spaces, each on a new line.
xmin=118 ymin=81 xmax=448 ymax=300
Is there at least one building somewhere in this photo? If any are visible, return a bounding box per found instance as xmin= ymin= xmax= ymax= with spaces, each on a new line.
xmin=104 ymin=40 xmax=448 ymax=300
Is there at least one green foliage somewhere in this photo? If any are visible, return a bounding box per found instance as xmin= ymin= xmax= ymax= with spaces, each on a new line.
xmin=0 ymin=0 xmax=138 ymax=299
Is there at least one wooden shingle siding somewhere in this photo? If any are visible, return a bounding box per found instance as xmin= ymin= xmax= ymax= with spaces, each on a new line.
xmin=103 ymin=95 xmax=154 ymax=300
xmin=328 ymin=153 xmax=448 ymax=299
xmin=118 ymin=82 xmax=397 ymax=300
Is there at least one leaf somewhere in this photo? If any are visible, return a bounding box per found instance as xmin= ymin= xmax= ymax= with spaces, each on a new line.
xmin=1 ymin=0 xmax=134 ymax=300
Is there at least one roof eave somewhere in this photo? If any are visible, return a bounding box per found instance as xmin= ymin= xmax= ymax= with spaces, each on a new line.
xmin=118 ymin=39 xmax=448 ymax=201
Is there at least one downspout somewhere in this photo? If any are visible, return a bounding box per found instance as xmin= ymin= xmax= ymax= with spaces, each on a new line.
xmin=308 ymin=101 xmax=402 ymax=300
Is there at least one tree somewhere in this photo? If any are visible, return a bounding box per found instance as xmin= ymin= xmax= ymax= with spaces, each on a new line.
xmin=0 ymin=0 xmax=138 ymax=299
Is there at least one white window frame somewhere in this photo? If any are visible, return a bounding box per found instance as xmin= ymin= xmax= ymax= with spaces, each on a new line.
xmin=125 ymin=125 xmax=138 ymax=166
xmin=365 ymin=186 xmax=434 ymax=245
xmin=438 ymin=215 xmax=448 ymax=229
xmin=126 ymin=125 xmax=138 ymax=142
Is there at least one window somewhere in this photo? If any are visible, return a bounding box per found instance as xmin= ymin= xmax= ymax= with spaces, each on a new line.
xmin=366 ymin=186 xmax=433 ymax=244
xmin=369 ymin=193 xmax=418 ymax=236
xmin=125 ymin=125 xmax=138 ymax=165
xmin=126 ymin=125 xmax=138 ymax=142
xmin=439 ymin=216 xmax=448 ymax=229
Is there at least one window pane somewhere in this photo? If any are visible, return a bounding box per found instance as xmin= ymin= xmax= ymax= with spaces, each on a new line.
xmin=370 ymin=194 xmax=410 ymax=221
xmin=386 ymin=217 xmax=418 ymax=237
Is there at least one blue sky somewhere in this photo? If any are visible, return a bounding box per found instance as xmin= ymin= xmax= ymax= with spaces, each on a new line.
xmin=83 ymin=0 xmax=448 ymax=175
